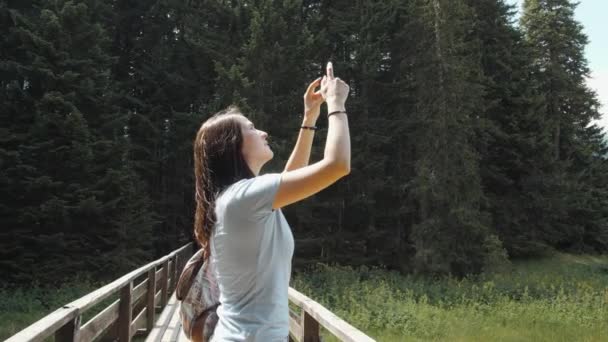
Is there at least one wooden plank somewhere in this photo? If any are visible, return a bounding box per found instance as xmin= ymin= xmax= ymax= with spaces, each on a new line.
xmin=5 ymin=306 xmax=79 ymax=342
xmin=161 ymin=307 xmax=182 ymax=342
xmin=147 ymin=268 xmax=157 ymax=332
xmin=288 ymin=288 xmax=376 ymax=342
xmin=78 ymin=299 xmax=119 ymax=342
xmin=55 ymin=315 xmax=81 ymax=342
xmin=145 ymin=293 xmax=179 ymax=342
xmin=168 ymin=259 xmax=175 ymax=294
xmin=130 ymin=307 xmax=148 ymax=339
xmin=118 ymin=282 xmax=133 ymax=342
xmin=160 ymin=260 xmax=169 ymax=307
xmin=155 ymin=289 xmax=162 ymax=309
xmin=133 ymin=277 xmax=149 ymax=305
xmin=289 ymin=316 xmax=303 ymax=342
xmin=302 ymin=311 xmax=320 ymax=342
xmin=66 ymin=243 xmax=192 ymax=313
xmin=5 ymin=244 xmax=192 ymax=342
xmin=156 ymin=268 xmax=163 ymax=289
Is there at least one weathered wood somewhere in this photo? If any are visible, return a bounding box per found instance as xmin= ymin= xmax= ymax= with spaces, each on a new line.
xmin=302 ymin=311 xmax=320 ymax=342
xmin=5 ymin=306 xmax=79 ymax=342
xmin=156 ymin=267 xmax=163 ymax=289
xmin=8 ymin=241 xmax=376 ymax=342
xmin=168 ymin=259 xmax=175 ymax=294
xmin=67 ymin=243 xmax=192 ymax=313
xmin=78 ymin=299 xmax=119 ymax=342
xmin=289 ymin=315 xmax=303 ymax=342
xmin=155 ymin=289 xmax=162 ymax=310
xmin=55 ymin=315 xmax=81 ymax=342
xmin=160 ymin=303 xmax=182 ymax=342
xmin=160 ymin=260 xmax=169 ymax=307
xmin=130 ymin=307 xmax=148 ymax=339
xmin=118 ymin=282 xmax=133 ymax=342
xmin=133 ymin=277 xmax=149 ymax=305
xmin=6 ymin=244 xmax=192 ymax=342
xmin=99 ymin=321 xmax=118 ymax=342
xmin=288 ymin=288 xmax=375 ymax=342
xmin=147 ymin=268 xmax=157 ymax=332
xmin=172 ymin=254 xmax=180 ymax=292
xmin=144 ymin=293 xmax=179 ymax=342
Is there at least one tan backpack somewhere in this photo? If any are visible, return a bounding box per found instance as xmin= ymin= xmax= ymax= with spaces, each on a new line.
xmin=176 ymin=248 xmax=220 ymax=342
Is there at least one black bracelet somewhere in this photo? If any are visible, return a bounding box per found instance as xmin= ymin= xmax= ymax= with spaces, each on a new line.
xmin=301 ymin=125 xmax=317 ymax=131
xmin=328 ymin=110 xmax=347 ymax=117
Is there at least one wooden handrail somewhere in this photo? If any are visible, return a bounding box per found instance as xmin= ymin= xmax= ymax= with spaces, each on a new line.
xmin=69 ymin=243 xmax=192 ymax=313
xmin=288 ymin=287 xmax=376 ymax=342
xmin=8 ymin=241 xmax=376 ymax=342
xmin=6 ymin=243 xmax=194 ymax=342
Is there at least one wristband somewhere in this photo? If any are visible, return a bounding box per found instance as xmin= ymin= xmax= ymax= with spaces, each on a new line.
xmin=328 ymin=110 xmax=347 ymax=117
xmin=301 ymin=125 xmax=317 ymax=131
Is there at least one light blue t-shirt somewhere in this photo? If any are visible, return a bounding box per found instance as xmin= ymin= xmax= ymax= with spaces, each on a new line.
xmin=210 ymin=173 xmax=294 ymax=341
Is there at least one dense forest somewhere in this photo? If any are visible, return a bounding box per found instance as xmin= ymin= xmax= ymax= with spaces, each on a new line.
xmin=1 ymin=0 xmax=607 ymax=286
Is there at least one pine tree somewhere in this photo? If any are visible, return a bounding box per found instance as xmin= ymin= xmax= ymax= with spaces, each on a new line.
xmin=0 ymin=0 xmax=155 ymax=284
xmin=521 ymin=0 xmax=608 ymax=252
xmin=406 ymin=0 xmax=506 ymax=275
xmin=312 ymin=0 xmax=417 ymax=268
xmin=462 ymin=0 xmax=555 ymax=256
xmin=105 ymin=0 xmax=244 ymax=253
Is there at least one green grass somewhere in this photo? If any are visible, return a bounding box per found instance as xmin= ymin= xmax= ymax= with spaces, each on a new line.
xmin=291 ymin=253 xmax=608 ymax=342
xmin=0 ymin=278 xmax=101 ymax=340
xmin=2 ymin=253 xmax=607 ymax=341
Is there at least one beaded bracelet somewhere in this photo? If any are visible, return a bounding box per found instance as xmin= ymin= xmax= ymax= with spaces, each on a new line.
xmin=301 ymin=125 xmax=318 ymax=131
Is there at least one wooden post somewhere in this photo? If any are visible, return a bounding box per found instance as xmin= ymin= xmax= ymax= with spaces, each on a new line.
xmin=146 ymin=268 xmax=156 ymax=332
xmin=302 ymin=311 xmax=320 ymax=342
xmin=118 ymin=282 xmax=133 ymax=342
xmin=168 ymin=258 xmax=175 ymax=294
xmin=55 ymin=314 xmax=81 ymax=342
xmin=160 ymin=259 xmax=169 ymax=307
xmin=174 ymin=253 xmax=180 ymax=291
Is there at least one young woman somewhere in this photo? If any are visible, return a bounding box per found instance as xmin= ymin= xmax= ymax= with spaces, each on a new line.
xmin=193 ymin=62 xmax=350 ymax=341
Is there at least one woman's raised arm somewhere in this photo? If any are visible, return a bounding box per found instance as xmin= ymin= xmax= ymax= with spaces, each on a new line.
xmin=272 ymin=62 xmax=351 ymax=210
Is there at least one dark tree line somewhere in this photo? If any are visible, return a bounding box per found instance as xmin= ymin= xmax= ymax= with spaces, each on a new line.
xmin=1 ymin=0 xmax=606 ymax=285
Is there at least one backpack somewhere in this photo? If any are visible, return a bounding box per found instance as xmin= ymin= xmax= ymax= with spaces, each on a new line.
xmin=176 ymin=248 xmax=220 ymax=342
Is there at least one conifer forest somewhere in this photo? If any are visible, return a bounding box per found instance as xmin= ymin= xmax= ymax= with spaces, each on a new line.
xmin=2 ymin=0 xmax=607 ymax=287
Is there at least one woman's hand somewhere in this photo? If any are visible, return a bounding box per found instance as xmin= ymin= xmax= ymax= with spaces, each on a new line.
xmin=303 ymin=77 xmax=324 ymax=123
xmin=320 ymin=62 xmax=349 ymax=113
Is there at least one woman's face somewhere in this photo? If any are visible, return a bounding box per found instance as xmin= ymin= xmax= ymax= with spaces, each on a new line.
xmin=239 ymin=116 xmax=273 ymax=175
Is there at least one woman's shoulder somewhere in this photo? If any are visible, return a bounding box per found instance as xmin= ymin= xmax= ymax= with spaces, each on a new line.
xmin=219 ymin=173 xmax=282 ymax=216
xmin=227 ymin=173 xmax=281 ymax=194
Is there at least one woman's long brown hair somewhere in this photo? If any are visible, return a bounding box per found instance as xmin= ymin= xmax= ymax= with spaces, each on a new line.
xmin=193 ymin=106 xmax=254 ymax=261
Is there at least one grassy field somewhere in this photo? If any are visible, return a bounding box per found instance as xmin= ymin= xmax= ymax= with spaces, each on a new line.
xmin=2 ymin=253 xmax=607 ymax=341
xmin=0 ymin=277 xmax=100 ymax=340
xmin=292 ymin=253 xmax=608 ymax=341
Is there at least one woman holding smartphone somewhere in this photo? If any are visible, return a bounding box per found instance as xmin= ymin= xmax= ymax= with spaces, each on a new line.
xmin=193 ymin=62 xmax=350 ymax=341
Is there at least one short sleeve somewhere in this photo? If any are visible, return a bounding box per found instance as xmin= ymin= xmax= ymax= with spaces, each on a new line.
xmin=226 ymin=173 xmax=282 ymax=219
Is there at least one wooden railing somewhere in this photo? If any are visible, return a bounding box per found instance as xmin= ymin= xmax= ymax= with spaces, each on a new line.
xmin=6 ymin=243 xmax=194 ymax=342
xmin=288 ymin=288 xmax=375 ymax=342
xmin=8 ymin=242 xmax=376 ymax=342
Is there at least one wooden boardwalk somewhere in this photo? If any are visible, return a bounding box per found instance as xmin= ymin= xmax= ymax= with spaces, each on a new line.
xmin=145 ymin=293 xmax=188 ymax=342
xmin=7 ymin=243 xmax=375 ymax=342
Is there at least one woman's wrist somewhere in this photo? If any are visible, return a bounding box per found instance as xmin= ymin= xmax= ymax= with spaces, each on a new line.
xmin=327 ymin=102 xmax=346 ymax=113
xmin=302 ymin=115 xmax=317 ymax=127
